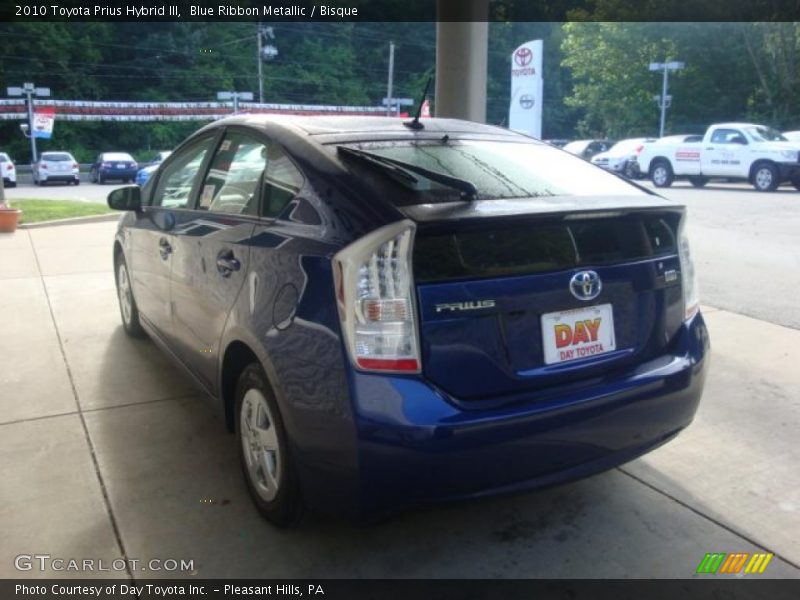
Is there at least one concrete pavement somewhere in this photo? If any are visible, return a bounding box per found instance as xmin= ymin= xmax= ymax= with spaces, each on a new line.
xmin=0 ymin=220 xmax=798 ymax=579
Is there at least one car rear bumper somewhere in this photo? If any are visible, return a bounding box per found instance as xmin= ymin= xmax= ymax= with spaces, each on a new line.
xmin=40 ymin=173 xmax=79 ymax=182
xmin=300 ymin=311 xmax=709 ymax=517
xmin=100 ymin=169 xmax=138 ymax=180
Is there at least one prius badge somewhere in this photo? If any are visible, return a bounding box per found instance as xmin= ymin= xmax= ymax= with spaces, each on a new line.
xmin=570 ymin=270 xmax=602 ymax=301
xmin=435 ymin=300 xmax=496 ymax=313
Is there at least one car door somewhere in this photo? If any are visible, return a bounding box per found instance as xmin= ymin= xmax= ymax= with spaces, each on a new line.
xmin=128 ymin=133 xmax=219 ymax=346
xmin=168 ymin=128 xmax=264 ymax=390
xmin=702 ymin=128 xmax=747 ymax=177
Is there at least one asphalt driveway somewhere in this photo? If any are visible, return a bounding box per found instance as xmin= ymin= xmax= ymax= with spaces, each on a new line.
xmin=1 ymin=218 xmax=798 ymax=579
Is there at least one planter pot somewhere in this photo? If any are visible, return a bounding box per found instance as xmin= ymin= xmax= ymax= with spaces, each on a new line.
xmin=0 ymin=208 xmax=22 ymax=233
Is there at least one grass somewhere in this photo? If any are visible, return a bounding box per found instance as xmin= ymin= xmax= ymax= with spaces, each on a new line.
xmin=8 ymin=199 xmax=115 ymax=224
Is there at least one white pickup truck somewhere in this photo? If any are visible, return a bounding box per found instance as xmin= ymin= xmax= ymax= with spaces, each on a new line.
xmin=637 ymin=123 xmax=800 ymax=191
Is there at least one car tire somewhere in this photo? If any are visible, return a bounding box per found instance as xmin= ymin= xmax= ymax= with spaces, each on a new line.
xmin=74 ymin=180 xmax=80 ymax=186
xmin=98 ymin=173 xmax=105 ymax=185
xmin=236 ymin=363 xmax=303 ymax=527
xmin=90 ymin=170 xmax=97 ymax=183
xmin=7 ymin=181 xmax=16 ymax=188
xmin=752 ymin=162 xmax=779 ymax=192
xmin=623 ymin=161 xmax=637 ymax=179
xmin=650 ymin=160 xmax=674 ymax=188
xmin=115 ymin=254 xmax=146 ymax=338
xmin=791 ymin=177 xmax=800 ymax=192
xmin=688 ymin=176 xmax=708 ymax=188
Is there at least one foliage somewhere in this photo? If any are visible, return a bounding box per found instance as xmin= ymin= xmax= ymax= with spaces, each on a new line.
xmin=0 ymin=20 xmax=799 ymax=162
xmin=13 ymin=199 xmax=114 ymax=223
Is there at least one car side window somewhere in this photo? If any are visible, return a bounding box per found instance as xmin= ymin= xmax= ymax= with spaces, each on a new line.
xmin=199 ymin=132 xmax=266 ymax=216
xmin=150 ymin=137 xmax=215 ymax=209
xmin=710 ymin=129 xmax=745 ymax=144
xmin=263 ymin=144 xmax=304 ymax=218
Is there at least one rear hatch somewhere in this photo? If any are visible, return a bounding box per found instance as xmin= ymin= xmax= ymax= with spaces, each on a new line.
xmin=410 ymin=205 xmax=685 ymax=401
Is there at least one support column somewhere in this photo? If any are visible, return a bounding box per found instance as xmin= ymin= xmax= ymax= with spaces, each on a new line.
xmin=435 ymin=0 xmax=489 ymax=122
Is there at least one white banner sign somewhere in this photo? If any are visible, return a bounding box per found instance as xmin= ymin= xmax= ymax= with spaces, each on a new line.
xmin=33 ymin=107 xmax=55 ymax=139
xmin=509 ymin=40 xmax=543 ymax=139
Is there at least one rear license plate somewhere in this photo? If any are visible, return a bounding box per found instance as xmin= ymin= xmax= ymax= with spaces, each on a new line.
xmin=116 ymin=163 xmax=125 ymax=169
xmin=541 ymin=303 xmax=616 ymax=365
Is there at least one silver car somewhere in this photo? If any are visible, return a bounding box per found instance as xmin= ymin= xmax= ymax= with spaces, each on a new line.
xmin=32 ymin=151 xmax=80 ymax=186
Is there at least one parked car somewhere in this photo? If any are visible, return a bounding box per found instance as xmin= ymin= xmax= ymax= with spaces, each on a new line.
xmin=0 ymin=152 xmax=17 ymax=187
xmin=590 ymin=137 xmax=656 ymax=179
xmin=783 ymin=131 xmax=800 ymax=142
xmin=32 ymin=151 xmax=80 ymax=186
xmin=638 ymin=122 xmax=800 ymax=191
xmin=136 ymin=151 xmax=172 ymax=187
xmin=107 ymin=115 xmax=709 ymax=525
xmin=544 ymin=139 xmax=570 ymax=148
xmin=90 ymin=152 xmax=138 ymax=184
xmin=562 ymin=139 xmax=615 ymax=160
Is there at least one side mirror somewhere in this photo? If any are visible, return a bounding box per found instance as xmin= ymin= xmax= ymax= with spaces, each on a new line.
xmin=107 ymin=185 xmax=142 ymax=211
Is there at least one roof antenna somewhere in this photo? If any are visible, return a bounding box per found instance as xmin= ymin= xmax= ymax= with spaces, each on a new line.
xmin=403 ymin=76 xmax=432 ymax=130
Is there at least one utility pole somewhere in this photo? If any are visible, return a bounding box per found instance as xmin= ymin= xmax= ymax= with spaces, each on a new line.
xmin=257 ymin=26 xmax=278 ymax=104
xmin=386 ymin=41 xmax=395 ymax=116
xmin=648 ymin=60 xmax=684 ymax=137
xmin=7 ymin=82 xmax=51 ymax=163
xmin=257 ymin=23 xmax=264 ymax=104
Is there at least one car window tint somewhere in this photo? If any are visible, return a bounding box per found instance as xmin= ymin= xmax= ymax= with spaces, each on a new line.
xmin=263 ymin=145 xmax=304 ymax=218
xmin=710 ymin=129 xmax=742 ymax=144
xmin=200 ymin=132 xmax=266 ymax=216
xmin=151 ymin=137 xmax=215 ymax=209
xmin=42 ymin=153 xmax=72 ymax=162
xmin=345 ymin=140 xmax=644 ymax=204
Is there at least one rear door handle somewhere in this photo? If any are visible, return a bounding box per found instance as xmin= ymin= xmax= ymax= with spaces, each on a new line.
xmin=216 ymin=250 xmax=241 ymax=277
xmin=158 ymin=238 xmax=172 ymax=260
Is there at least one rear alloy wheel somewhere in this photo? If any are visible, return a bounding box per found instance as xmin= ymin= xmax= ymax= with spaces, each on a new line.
xmin=98 ymin=173 xmax=106 ymax=185
xmin=650 ymin=161 xmax=674 ymax=188
xmin=236 ymin=364 xmax=302 ymax=527
xmin=791 ymin=176 xmax=800 ymax=192
xmin=752 ymin=163 xmax=779 ymax=192
xmin=688 ymin=176 xmax=709 ymax=188
xmin=115 ymin=255 xmax=145 ymax=337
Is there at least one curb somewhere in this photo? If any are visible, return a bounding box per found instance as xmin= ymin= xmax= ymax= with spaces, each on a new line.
xmin=20 ymin=212 xmax=120 ymax=229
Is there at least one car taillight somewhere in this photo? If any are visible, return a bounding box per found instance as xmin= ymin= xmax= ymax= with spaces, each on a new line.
xmin=678 ymin=218 xmax=699 ymax=321
xmin=72 ymin=163 xmax=79 ymax=169
xmin=131 ymin=162 xmax=138 ymax=169
xmin=102 ymin=162 xmax=110 ymax=168
xmin=636 ymin=145 xmax=644 ymax=154
xmin=333 ymin=220 xmax=420 ymax=373
xmin=40 ymin=163 xmax=47 ymax=169
xmin=5 ymin=164 xmax=12 ymax=171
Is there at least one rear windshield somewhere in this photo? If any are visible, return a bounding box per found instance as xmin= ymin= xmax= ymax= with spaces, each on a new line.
xmin=341 ymin=140 xmax=644 ymax=205
xmin=0 ymin=153 xmax=8 ymax=162
xmin=42 ymin=153 xmax=73 ymax=162
xmin=105 ymin=153 xmax=134 ymax=161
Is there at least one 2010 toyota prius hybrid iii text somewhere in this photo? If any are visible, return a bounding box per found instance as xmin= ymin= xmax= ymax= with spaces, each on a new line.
xmin=108 ymin=116 xmax=709 ymax=526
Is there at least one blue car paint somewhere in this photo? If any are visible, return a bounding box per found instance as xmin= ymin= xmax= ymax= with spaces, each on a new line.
xmin=113 ymin=116 xmax=709 ymax=519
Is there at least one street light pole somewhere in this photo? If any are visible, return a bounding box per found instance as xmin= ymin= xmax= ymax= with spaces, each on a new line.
xmin=386 ymin=41 xmax=395 ymax=116
xmin=217 ymin=90 xmax=254 ymax=114
xmin=649 ymin=61 xmax=684 ymax=137
xmin=7 ymin=82 xmax=51 ymax=163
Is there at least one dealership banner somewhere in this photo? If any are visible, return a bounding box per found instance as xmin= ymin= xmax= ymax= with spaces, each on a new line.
xmin=0 ymin=99 xmax=387 ymax=122
xmin=509 ymin=40 xmax=543 ymax=139
xmin=32 ymin=106 xmax=55 ymax=138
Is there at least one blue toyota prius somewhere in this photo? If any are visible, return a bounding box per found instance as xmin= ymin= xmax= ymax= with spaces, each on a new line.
xmin=107 ymin=116 xmax=709 ymax=525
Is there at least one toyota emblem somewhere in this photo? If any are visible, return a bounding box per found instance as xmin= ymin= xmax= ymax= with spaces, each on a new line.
xmin=569 ymin=271 xmax=602 ymax=301
xmin=519 ymin=94 xmax=535 ymax=109
xmin=514 ymin=47 xmax=533 ymax=67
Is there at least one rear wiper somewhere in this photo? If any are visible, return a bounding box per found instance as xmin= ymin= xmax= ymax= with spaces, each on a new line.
xmin=338 ymin=146 xmax=478 ymax=201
